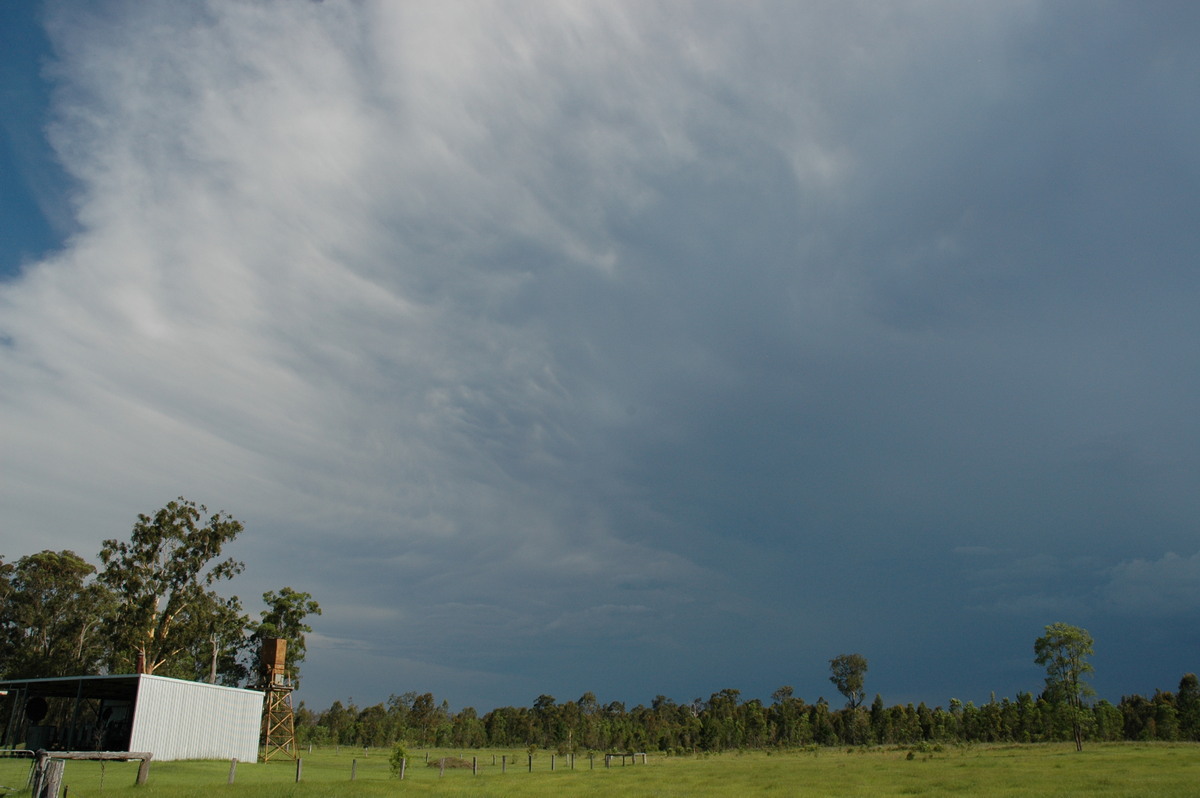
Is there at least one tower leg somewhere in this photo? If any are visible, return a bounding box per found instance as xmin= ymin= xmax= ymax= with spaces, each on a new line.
xmin=261 ymin=684 xmax=297 ymax=761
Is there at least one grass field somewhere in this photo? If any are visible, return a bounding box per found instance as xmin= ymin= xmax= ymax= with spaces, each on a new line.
xmin=3 ymin=743 xmax=1199 ymax=797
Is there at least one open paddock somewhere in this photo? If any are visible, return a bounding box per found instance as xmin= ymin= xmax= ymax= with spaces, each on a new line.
xmin=2 ymin=742 xmax=1197 ymax=797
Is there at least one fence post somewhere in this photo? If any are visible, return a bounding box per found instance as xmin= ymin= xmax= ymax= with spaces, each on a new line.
xmin=46 ymin=759 xmax=65 ymax=798
xmin=295 ymin=758 xmax=303 ymax=783
xmin=30 ymin=751 xmax=45 ymax=796
xmin=473 ymin=756 xmax=478 ymax=775
xmin=42 ymin=759 xmax=65 ymax=798
xmin=528 ymin=754 xmax=533 ymax=772
xmin=439 ymin=757 xmax=445 ymax=777
xmin=31 ymin=752 xmax=50 ymax=797
xmin=351 ymin=759 xmax=357 ymax=780
xmin=400 ymin=758 xmax=407 ymax=780
xmin=228 ymin=759 xmax=237 ymax=784
xmin=502 ymin=755 xmax=507 ymax=773
xmin=551 ymin=754 xmax=556 ymax=771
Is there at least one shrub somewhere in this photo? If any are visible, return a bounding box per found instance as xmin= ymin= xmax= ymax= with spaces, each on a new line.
xmin=389 ymin=743 xmax=408 ymax=778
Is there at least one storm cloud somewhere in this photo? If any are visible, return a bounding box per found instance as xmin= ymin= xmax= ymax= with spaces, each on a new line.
xmin=2 ymin=0 xmax=1199 ymax=710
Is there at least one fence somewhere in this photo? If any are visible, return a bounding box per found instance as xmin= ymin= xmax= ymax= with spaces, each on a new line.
xmin=0 ymin=747 xmax=654 ymax=793
xmin=26 ymin=750 xmax=152 ymax=797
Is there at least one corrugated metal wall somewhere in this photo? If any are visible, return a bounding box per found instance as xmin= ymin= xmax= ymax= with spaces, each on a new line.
xmin=128 ymin=675 xmax=263 ymax=761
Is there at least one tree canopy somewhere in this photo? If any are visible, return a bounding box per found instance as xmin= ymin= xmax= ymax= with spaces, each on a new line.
xmin=97 ymin=498 xmax=246 ymax=677
xmin=1034 ymin=622 xmax=1094 ymax=751
xmin=829 ymin=653 xmax=869 ymax=709
xmin=1 ymin=498 xmax=320 ymax=689
xmin=0 ymin=550 xmax=111 ymax=678
xmin=253 ymin=586 xmax=322 ymax=687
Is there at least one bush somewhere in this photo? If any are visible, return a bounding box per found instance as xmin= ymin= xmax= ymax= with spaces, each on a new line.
xmin=389 ymin=743 xmax=408 ymax=778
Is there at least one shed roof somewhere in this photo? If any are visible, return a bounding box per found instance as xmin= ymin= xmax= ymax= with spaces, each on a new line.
xmin=0 ymin=674 xmax=141 ymax=701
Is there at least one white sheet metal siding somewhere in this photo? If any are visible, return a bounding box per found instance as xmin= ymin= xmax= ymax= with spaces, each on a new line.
xmin=127 ymin=675 xmax=263 ymax=761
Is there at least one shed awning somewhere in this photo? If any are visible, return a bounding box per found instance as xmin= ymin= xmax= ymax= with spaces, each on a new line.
xmin=0 ymin=675 xmax=141 ymax=701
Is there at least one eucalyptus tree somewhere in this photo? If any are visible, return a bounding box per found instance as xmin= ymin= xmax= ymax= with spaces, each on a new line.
xmin=829 ymin=653 xmax=868 ymax=709
xmin=1034 ymin=622 xmax=1094 ymax=751
xmin=532 ymin=694 xmax=560 ymax=748
xmin=1177 ymin=673 xmax=1200 ymax=740
xmin=182 ymin=593 xmax=252 ymax=685
xmin=0 ymin=550 xmax=112 ymax=678
xmin=251 ymin=586 xmax=322 ymax=686
xmin=98 ymin=498 xmax=245 ymax=676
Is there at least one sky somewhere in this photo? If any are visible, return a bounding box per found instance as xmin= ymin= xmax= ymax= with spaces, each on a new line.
xmin=2 ymin=0 xmax=1199 ymax=713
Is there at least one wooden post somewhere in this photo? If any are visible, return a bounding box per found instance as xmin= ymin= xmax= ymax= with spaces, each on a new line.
xmin=400 ymin=757 xmax=406 ymax=780
xmin=439 ymin=757 xmax=445 ymax=777
xmin=351 ymin=759 xmax=357 ymax=780
xmin=473 ymin=756 xmax=478 ymax=775
xmin=528 ymin=754 xmax=533 ymax=772
xmin=295 ymin=758 xmax=303 ymax=782
xmin=41 ymin=759 xmax=65 ymax=798
xmin=228 ymin=759 xmax=237 ymax=784
xmin=502 ymin=755 xmax=507 ymax=773
xmin=551 ymin=754 xmax=556 ymax=771
xmin=31 ymin=752 xmax=65 ymax=798
xmin=31 ymin=751 xmax=48 ymax=797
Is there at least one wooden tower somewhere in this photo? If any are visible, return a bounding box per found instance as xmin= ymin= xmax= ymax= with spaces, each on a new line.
xmin=259 ymin=637 xmax=297 ymax=761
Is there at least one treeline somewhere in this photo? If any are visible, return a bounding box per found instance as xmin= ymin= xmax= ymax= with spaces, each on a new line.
xmin=0 ymin=498 xmax=320 ymax=687
xmin=297 ymin=676 xmax=1200 ymax=752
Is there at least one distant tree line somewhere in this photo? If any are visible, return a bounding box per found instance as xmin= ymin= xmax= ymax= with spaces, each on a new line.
xmin=0 ymin=498 xmax=320 ymax=687
xmin=296 ymin=676 xmax=1200 ymax=753
xmin=296 ymin=627 xmax=1198 ymax=752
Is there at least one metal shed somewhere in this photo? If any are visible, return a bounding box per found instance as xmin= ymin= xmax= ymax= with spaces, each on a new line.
xmin=0 ymin=674 xmax=264 ymax=762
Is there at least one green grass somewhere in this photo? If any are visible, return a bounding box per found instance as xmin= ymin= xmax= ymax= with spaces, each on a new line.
xmin=3 ymin=743 xmax=1199 ymax=797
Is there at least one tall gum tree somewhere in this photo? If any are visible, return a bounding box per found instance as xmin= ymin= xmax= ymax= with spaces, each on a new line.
xmin=1034 ymin=621 xmax=1094 ymax=751
xmin=829 ymin=653 xmax=869 ymax=709
xmin=98 ymin=498 xmax=244 ymax=676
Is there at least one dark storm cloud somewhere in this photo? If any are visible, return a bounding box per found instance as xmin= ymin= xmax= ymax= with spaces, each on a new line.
xmin=2 ymin=0 xmax=1199 ymax=709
